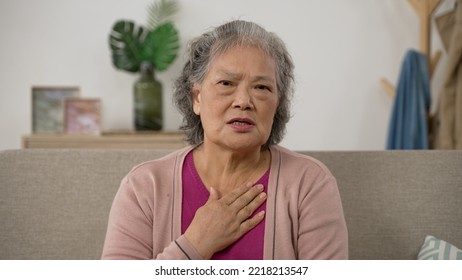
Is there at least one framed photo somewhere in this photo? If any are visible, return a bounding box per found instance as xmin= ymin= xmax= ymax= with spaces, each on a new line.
xmin=32 ymin=86 xmax=80 ymax=133
xmin=64 ymin=98 xmax=102 ymax=135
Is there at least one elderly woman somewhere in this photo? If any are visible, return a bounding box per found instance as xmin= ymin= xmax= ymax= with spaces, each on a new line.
xmin=102 ymin=20 xmax=348 ymax=260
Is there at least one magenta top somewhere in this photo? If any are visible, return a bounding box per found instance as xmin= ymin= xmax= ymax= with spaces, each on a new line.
xmin=181 ymin=151 xmax=269 ymax=260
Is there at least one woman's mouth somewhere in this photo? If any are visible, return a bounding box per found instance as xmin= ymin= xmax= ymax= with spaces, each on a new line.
xmin=227 ymin=118 xmax=255 ymax=131
xmin=231 ymin=120 xmax=251 ymax=125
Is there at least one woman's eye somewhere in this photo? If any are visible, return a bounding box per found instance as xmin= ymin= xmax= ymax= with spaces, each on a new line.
xmin=256 ymin=85 xmax=271 ymax=92
xmin=218 ymin=80 xmax=232 ymax=86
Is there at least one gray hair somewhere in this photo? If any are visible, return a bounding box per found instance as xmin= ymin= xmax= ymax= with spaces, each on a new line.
xmin=173 ymin=20 xmax=294 ymax=149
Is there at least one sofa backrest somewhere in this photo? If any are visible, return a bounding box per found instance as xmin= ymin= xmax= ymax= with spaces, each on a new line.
xmin=0 ymin=149 xmax=461 ymax=259
xmin=0 ymin=149 xmax=170 ymax=260
xmin=304 ymin=150 xmax=462 ymax=259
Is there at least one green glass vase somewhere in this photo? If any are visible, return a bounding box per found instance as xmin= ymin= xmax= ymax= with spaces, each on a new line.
xmin=134 ymin=62 xmax=163 ymax=131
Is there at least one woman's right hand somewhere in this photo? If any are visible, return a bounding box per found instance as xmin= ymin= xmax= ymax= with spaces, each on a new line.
xmin=184 ymin=182 xmax=267 ymax=259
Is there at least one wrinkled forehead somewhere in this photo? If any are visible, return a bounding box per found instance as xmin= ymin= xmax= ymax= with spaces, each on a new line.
xmin=206 ymin=40 xmax=279 ymax=87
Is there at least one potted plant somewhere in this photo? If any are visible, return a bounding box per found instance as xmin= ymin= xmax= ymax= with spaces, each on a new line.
xmin=109 ymin=0 xmax=180 ymax=130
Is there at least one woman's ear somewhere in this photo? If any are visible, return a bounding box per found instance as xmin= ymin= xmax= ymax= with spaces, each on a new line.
xmin=192 ymin=83 xmax=201 ymax=115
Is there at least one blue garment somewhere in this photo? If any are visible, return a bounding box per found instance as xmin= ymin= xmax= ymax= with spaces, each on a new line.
xmin=386 ymin=49 xmax=431 ymax=149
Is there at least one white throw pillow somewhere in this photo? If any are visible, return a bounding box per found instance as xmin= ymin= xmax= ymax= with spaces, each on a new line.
xmin=418 ymin=235 xmax=462 ymax=260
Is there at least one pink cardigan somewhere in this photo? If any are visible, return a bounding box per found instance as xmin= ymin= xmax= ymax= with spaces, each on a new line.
xmin=102 ymin=145 xmax=348 ymax=259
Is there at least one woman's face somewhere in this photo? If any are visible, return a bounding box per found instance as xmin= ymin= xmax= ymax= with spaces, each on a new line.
xmin=192 ymin=45 xmax=278 ymax=152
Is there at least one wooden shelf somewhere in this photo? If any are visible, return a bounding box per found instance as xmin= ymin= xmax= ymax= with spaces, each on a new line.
xmin=22 ymin=131 xmax=188 ymax=149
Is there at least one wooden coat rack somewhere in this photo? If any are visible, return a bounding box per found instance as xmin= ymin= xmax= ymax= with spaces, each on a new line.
xmin=381 ymin=0 xmax=443 ymax=97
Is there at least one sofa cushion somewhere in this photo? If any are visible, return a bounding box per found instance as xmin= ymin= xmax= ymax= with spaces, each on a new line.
xmin=418 ymin=235 xmax=462 ymax=260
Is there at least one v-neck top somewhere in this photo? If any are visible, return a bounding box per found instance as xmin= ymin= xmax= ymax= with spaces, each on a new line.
xmin=181 ymin=150 xmax=269 ymax=259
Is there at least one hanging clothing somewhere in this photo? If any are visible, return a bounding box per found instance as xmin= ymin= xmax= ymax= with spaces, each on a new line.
xmin=386 ymin=49 xmax=431 ymax=150
xmin=432 ymin=0 xmax=462 ymax=149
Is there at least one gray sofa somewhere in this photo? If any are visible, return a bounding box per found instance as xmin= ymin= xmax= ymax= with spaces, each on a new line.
xmin=1 ymin=149 xmax=461 ymax=260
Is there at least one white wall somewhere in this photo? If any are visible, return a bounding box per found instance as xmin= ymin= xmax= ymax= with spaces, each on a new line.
xmin=0 ymin=0 xmax=454 ymax=151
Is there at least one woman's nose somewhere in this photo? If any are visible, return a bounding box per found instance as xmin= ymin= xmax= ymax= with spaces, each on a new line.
xmin=232 ymin=86 xmax=254 ymax=110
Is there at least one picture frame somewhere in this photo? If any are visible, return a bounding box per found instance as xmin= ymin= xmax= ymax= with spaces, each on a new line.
xmin=64 ymin=98 xmax=102 ymax=135
xmin=32 ymin=86 xmax=80 ymax=133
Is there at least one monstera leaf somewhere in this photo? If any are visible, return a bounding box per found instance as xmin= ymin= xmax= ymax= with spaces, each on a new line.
xmin=109 ymin=0 xmax=179 ymax=73
xmin=142 ymin=22 xmax=179 ymax=71
xmin=109 ymin=20 xmax=147 ymax=72
xmin=109 ymin=20 xmax=179 ymax=73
